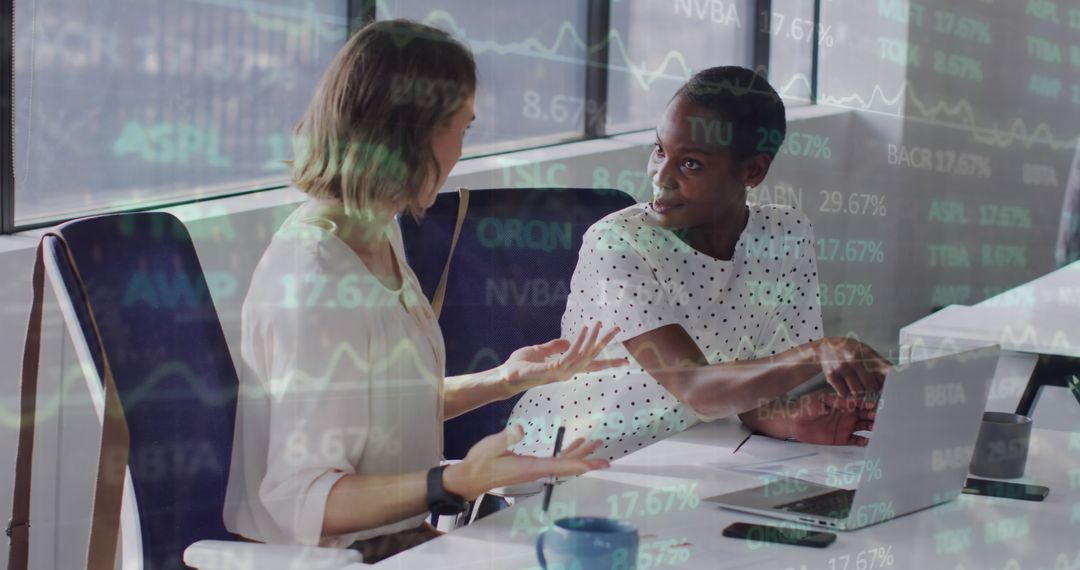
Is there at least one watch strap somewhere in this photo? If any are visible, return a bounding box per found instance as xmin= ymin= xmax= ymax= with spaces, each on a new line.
xmin=426 ymin=465 xmax=467 ymax=515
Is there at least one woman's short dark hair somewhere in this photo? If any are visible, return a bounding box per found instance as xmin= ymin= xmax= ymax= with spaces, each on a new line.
xmin=674 ymin=66 xmax=786 ymax=162
xmin=292 ymin=19 xmax=477 ymax=218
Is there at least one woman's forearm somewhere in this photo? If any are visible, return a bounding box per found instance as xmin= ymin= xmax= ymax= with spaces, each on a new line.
xmin=442 ymin=366 xmax=511 ymax=420
xmin=678 ymin=346 xmax=820 ymax=419
xmin=624 ymin=326 xmax=822 ymax=421
xmin=322 ymin=470 xmax=430 ymax=536
xmin=738 ymin=399 xmax=791 ymax=439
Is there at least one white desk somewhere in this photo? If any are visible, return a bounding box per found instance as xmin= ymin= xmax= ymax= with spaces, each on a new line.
xmin=365 ymin=420 xmax=1078 ymax=569
xmin=899 ymin=261 xmax=1080 ymax=360
xmin=899 ymin=261 xmax=1080 ymax=413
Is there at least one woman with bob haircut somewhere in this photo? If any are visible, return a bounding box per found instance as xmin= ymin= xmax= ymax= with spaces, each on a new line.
xmin=224 ymin=20 xmax=623 ymax=561
xmin=510 ymin=66 xmax=891 ymax=461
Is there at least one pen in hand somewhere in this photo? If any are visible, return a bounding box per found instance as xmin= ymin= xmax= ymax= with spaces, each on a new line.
xmin=542 ymin=426 xmax=566 ymax=512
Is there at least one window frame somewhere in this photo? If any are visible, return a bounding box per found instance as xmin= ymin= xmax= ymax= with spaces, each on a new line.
xmin=0 ymin=0 xmax=821 ymax=233
xmin=2 ymin=0 xmax=14 ymax=234
xmin=754 ymin=0 xmax=772 ymax=78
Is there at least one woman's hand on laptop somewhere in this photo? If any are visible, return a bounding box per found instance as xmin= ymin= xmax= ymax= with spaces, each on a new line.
xmin=810 ymin=337 xmax=892 ymax=398
xmin=787 ymin=392 xmax=877 ymax=446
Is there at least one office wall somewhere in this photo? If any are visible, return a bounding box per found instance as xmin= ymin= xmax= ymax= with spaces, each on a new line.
xmin=815 ymin=0 xmax=1078 ymax=342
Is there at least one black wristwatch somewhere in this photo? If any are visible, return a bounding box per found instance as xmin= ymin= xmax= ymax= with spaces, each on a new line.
xmin=426 ymin=465 xmax=468 ymax=516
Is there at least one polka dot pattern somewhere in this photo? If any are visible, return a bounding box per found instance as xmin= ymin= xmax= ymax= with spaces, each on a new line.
xmin=509 ymin=202 xmax=824 ymax=461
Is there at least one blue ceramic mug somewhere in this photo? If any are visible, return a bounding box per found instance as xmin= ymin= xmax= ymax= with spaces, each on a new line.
xmin=536 ymin=517 xmax=638 ymax=570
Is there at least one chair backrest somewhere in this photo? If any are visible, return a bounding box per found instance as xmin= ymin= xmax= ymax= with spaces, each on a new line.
xmin=399 ymin=187 xmax=636 ymax=459
xmin=46 ymin=212 xmax=239 ymax=570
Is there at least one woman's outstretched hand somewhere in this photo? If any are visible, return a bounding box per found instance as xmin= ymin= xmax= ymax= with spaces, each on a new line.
xmin=500 ymin=322 xmax=628 ymax=394
xmin=443 ymin=425 xmax=610 ymax=501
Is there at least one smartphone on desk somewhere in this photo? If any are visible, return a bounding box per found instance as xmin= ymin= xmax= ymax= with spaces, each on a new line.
xmin=962 ymin=478 xmax=1049 ymax=501
xmin=722 ymin=522 xmax=836 ymax=548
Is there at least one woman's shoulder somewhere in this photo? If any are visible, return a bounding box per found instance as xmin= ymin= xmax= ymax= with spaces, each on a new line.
xmin=244 ymin=218 xmax=357 ymax=314
xmin=261 ymin=219 xmax=344 ymax=273
xmin=590 ymin=202 xmax=648 ymax=228
xmin=748 ymin=203 xmax=815 ymax=236
xmin=585 ymin=202 xmax=669 ymax=247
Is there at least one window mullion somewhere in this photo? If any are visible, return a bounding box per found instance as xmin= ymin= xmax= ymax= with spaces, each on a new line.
xmin=811 ymin=0 xmax=821 ymax=104
xmin=2 ymin=0 xmax=14 ymax=233
xmin=348 ymin=0 xmax=376 ymax=35
xmin=584 ymin=0 xmax=610 ymax=139
xmin=753 ymin=0 xmax=772 ymax=77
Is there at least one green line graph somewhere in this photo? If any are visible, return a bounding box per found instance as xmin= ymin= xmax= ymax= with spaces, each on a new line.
xmin=0 ymin=337 xmax=444 ymax=427
xmin=187 ymin=0 xmax=347 ymax=40
xmin=198 ymin=0 xmax=698 ymax=89
xmin=184 ymin=0 xmax=1078 ymax=149
xmin=778 ymin=74 xmax=1077 ymax=150
xmin=398 ymin=6 xmax=698 ymax=91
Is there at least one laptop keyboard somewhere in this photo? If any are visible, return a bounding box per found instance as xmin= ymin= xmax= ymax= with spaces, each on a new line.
xmin=776 ymin=488 xmax=855 ymax=518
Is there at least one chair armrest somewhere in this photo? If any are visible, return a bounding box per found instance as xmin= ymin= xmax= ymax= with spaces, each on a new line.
xmin=184 ymin=540 xmax=364 ymax=569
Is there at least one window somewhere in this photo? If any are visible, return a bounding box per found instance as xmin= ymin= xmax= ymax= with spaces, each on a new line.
xmin=763 ymin=0 xmax=817 ymax=105
xmin=12 ymin=0 xmax=347 ymax=226
xmin=378 ymin=0 xmax=589 ymax=155
xmin=4 ymin=0 xmax=817 ymax=228
xmin=606 ymin=0 xmax=755 ymax=133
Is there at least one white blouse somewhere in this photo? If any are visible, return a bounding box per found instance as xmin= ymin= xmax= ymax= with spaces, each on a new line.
xmin=509 ymin=202 xmax=824 ymax=460
xmin=224 ymin=201 xmax=445 ymax=547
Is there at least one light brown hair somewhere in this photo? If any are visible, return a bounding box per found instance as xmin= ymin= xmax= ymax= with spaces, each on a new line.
xmin=291 ymin=20 xmax=476 ymax=218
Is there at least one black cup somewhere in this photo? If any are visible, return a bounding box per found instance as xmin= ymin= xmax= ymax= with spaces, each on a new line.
xmin=969 ymin=412 xmax=1032 ymax=479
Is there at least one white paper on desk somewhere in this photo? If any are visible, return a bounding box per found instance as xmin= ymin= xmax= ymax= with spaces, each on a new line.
xmin=723 ymin=436 xmax=871 ymax=488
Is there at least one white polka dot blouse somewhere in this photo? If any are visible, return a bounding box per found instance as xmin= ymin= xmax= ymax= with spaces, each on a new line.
xmin=508 ymin=202 xmax=824 ymax=461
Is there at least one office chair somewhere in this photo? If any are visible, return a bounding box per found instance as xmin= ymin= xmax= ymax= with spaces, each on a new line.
xmin=40 ymin=212 xmax=360 ymax=569
xmin=399 ymin=187 xmax=636 ymax=461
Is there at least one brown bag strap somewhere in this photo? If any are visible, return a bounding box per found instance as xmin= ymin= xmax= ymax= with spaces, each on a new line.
xmin=7 ymin=239 xmax=46 ymax=570
xmin=8 ymin=234 xmax=130 ymax=570
xmin=431 ymin=187 xmax=469 ymax=319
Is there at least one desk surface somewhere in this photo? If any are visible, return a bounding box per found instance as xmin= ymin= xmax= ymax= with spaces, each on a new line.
xmin=366 ymin=420 xmax=1077 ymax=569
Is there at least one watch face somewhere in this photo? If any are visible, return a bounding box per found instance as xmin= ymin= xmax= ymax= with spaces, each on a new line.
xmin=427 ymin=466 xmax=468 ymax=516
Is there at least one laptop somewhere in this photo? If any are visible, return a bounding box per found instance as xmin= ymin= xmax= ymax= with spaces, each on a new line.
xmin=707 ymin=345 xmax=1000 ymax=530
